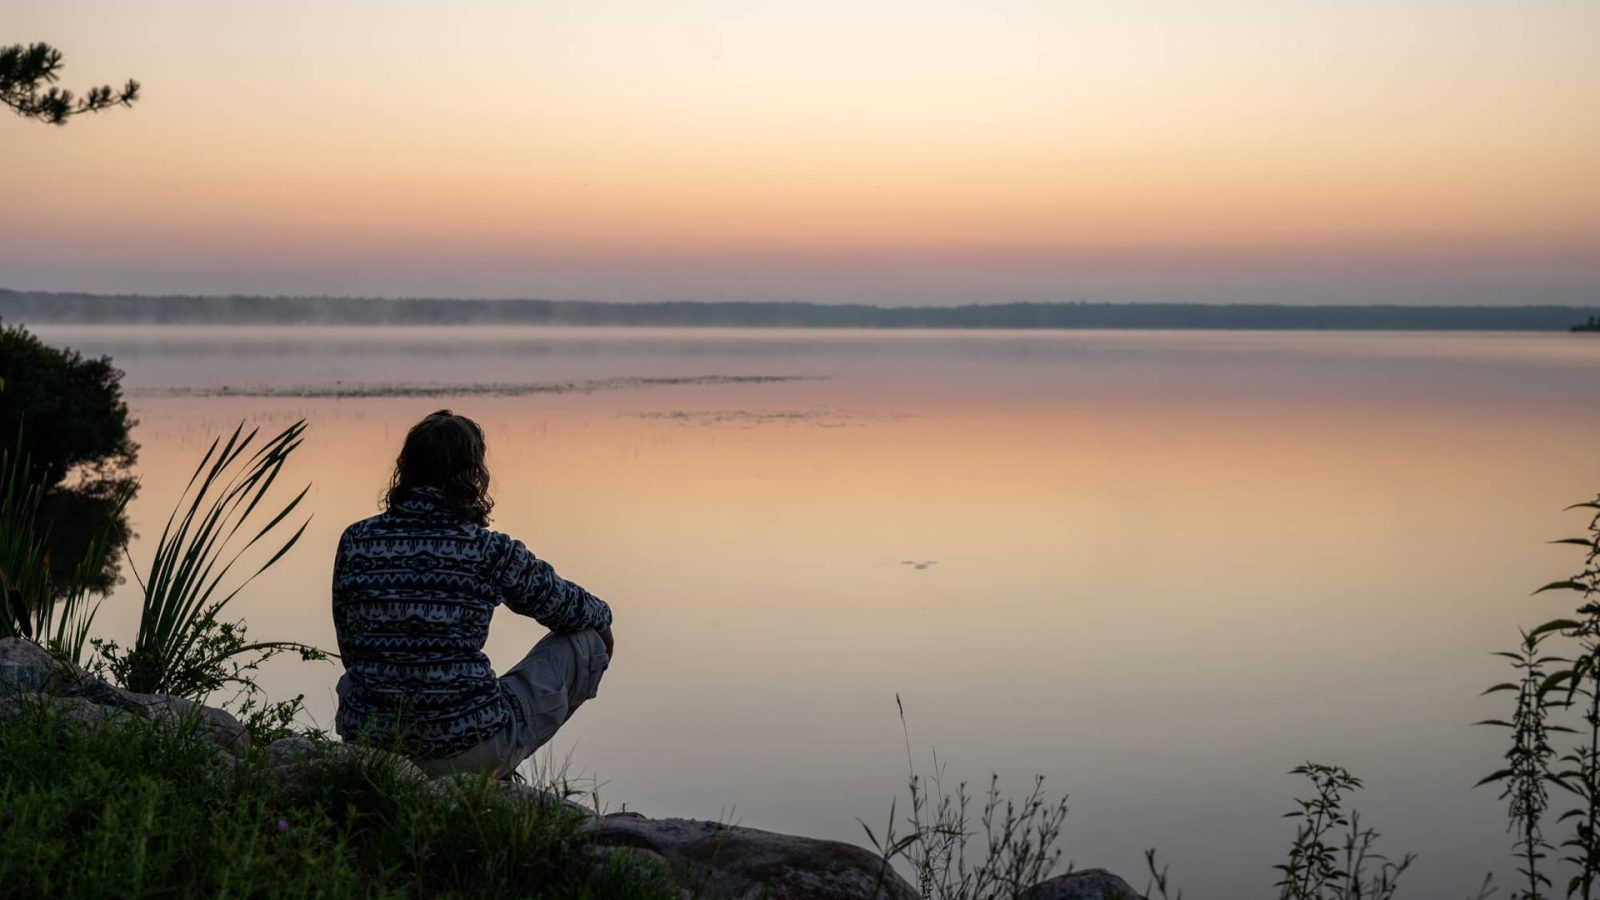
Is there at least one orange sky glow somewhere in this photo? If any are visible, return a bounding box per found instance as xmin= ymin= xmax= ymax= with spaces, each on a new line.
xmin=3 ymin=1 xmax=1597 ymax=304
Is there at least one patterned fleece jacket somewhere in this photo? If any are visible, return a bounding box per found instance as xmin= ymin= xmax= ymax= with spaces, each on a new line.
xmin=331 ymin=486 xmax=612 ymax=758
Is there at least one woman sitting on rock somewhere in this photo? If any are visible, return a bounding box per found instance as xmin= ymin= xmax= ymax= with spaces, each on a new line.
xmin=331 ymin=409 xmax=613 ymax=778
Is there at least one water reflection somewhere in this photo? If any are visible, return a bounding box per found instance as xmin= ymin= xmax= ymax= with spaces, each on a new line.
xmin=38 ymin=478 xmax=134 ymax=597
xmin=30 ymin=325 xmax=1600 ymax=898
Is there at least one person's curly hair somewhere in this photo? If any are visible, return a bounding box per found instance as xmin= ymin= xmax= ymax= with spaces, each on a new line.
xmin=385 ymin=410 xmax=494 ymax=526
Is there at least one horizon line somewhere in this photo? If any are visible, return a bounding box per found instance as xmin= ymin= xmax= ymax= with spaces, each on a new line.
xmin=5 ymin=287 xmax=1599 ymax=312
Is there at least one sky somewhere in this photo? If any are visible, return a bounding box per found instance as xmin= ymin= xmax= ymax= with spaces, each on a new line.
xmin=3 ymin=1 xmax=1597 ymax=306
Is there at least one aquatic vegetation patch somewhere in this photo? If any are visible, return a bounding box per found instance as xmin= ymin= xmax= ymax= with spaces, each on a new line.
xmin=634 ymin=408 xmax=907 ymax=428
xmin=134 ymin=374 xmax=816 ymax=399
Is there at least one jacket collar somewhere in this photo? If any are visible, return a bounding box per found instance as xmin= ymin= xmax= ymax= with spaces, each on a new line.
xmin=391 ymin=485 xmax=451 ymax=516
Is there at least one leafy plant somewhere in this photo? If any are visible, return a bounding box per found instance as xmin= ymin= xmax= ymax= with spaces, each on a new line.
xmin=1481 ymin=625 xmax=1570 ymax=899
xmin=860 ymin=695 xmax=1072 ymax=900
xmin=1545 ymin=497 xmax=1600 ymax=900
xmin=1479 ymin=495 xmax=1600 ymax=899
xmin=92 ymin=420 xmax=328 ymax=724
xmin=1275 ymin=763 xmax=1413 ymax=900
xmin=1496 ymin=495 xmax=1600 ymax=899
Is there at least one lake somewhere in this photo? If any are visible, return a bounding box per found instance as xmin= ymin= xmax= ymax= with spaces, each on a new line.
xmin=30 ymin=324 xmax=1600 ymax=898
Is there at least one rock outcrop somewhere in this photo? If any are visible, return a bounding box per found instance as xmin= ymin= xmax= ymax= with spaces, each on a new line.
xmin=264 ymin=734 xmax=424 ymax=778
xmin=1027 ymin=869 xmax=1144 ymax=900
xmin=0 ymin=636 xmax=251 ymax=758
xmin=0 ymin=633 xmax=93 ymax=694
xmin=587 ymin=813 xmax=920 ymax=900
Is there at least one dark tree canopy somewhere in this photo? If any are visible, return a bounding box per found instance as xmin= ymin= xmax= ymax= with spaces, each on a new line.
xmin=0 ymin=322 xmax=137 ymax=487
xmin=0 ymin=323 xmax=137 ymax=595
xmin=34 ymin=477 xmax=134 ymax=596
xmin=1 ymin=42 xmax=139 ymax=125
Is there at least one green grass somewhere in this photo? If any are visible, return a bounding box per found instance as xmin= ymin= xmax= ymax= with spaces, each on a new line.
xmin=0 ymin=702 xmax=677 ymax=899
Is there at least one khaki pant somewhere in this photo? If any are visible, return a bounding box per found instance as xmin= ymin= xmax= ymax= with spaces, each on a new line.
xmin=414 ymin=629 xmax=610 ymax=779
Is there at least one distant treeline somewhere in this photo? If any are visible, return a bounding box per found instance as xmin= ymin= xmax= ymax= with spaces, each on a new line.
xmin=2 ymin=289 xmax=1597 ymax=331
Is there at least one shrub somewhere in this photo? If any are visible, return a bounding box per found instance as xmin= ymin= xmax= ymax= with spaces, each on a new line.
xmin=0 ymin=321 xmax=136 ymax=489
xmin=0 ymin=322 xmax=136 ymax=595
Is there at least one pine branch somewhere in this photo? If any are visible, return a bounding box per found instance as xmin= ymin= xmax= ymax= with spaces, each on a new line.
xmin=1 ymin=42 xmax=139 ymax=125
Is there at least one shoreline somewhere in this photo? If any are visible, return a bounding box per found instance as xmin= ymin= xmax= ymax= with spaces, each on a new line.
xmin=5 ymin=288 xmax=1598 ymax=332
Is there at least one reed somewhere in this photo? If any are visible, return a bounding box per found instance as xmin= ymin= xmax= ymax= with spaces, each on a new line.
xmin=0 ymin=432 xmax=129 ymax=663
xmin=91 ymin=420 xmax=328 ymax=738
xmin=0 ymin=433 xmax=50 ymax=641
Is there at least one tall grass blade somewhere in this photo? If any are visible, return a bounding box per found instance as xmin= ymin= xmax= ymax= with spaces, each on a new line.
xmin=110 ymin=419 xmax=324 ymax=699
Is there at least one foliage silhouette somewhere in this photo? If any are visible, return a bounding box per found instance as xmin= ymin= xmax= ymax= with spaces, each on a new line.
xmin=1 ymin=42 xmax=138 ymax=124
xmin=1274 ymin=763 xmax=1413 ymax=900
xmin=860 ymin=695 xmax=1072 ymax=900
xmin=0 ymin=322 xmax=136 ymax=489
xmin=0 ymin=322 xmax=137 ymax=598
xmin=0 ymin=433 xmax=129 ymax=663
xmin=1482 ymin=495 xmax=1600 ymax=898
xmin=92 ymin=420 xmax=329 ymax=737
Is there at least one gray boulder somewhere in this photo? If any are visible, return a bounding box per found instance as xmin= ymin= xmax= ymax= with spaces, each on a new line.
xmin=586 ymin=813 xmax=919 ymax=900
xmin=262 ymin=741 xmax=586 ymax=819
xmin=264 ymin=735 xmax=318 ymax=767
xmin=426 ymin=772 xmax=593 ymax=821
xmin=117 ymin=691 xmax=252 ymax=757
xmin=1027 ymin=868 xmax=1144 ymax=900
xmin=499 ymin=779 xmax=596 ymax=820
xmin=0 ymin=636 xmax=91 ymax=694
xmin=0 ymin=639 xmax=249 ymax=756
xmin=41 ymin=694 xmax=134 ymax=728
xmin=261 ymin=736 xmax=427 ymax=794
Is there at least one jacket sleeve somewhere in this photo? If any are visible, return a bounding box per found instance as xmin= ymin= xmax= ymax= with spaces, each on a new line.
xmin=486 ymin=531 xmax=612 ymax=633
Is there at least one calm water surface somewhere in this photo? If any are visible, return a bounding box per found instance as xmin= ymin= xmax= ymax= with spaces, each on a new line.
xmin=32 ymin=325 xmax=1600 ymax=898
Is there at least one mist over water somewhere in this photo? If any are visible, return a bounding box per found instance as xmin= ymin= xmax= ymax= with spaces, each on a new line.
xmin=33 ymin=324 xmax=1600 ymax=898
